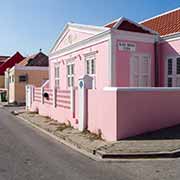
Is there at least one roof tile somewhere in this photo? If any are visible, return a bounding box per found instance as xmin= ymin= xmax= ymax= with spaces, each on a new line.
xmin=141 ymin=8 xmax=180 ymax=36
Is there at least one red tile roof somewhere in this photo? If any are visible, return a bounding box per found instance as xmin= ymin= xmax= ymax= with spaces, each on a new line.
xmin=0 ymin=56 xmax=9 ymax=64
xmin=141 ymin=8 xmax=180 ymax=36
xmin=0 ymin=52 xmax=24 ymax=75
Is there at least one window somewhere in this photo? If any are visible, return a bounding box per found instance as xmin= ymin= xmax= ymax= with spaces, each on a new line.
xmin=67 ymin=63 xmax=74 ymax=87
xmin=168 ymin=77 xmax=172 ymax=87
xmin=177 ymin=58 xmax=180 ymax=74
xmin=86 ymin=56 xmax=95 ymax=75
xmin=166 ymin=57 xmax=180 ymax=87
xmin=168 ymin=59 xmax=172 ymax=75
xmin=54 ymin=64 xmax=60 ymax=88
xmin=19 ymin=75 xmax=27 ymax=82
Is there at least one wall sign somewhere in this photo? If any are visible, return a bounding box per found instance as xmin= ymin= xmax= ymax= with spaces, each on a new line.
xmin=118 ymin=42 xmax=136 ymax=52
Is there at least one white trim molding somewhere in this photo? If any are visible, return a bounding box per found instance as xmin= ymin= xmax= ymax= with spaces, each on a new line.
xmin=50 ymin=22 xmax=109 ymax=54
xmin=114 ymin=17 xmax=158 ymax=35
xmin=49 ymin=30 xmax=111 ymax=60
xmin=104 ymin=87 xmax=180 ymax=92
xmin=161 ymin=32 xmax=180 ymax=42
xmin=105 ymin=17 xmax=158 ymax=35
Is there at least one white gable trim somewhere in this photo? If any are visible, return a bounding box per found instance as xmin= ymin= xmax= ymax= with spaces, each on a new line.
xmin=113 ymin=17 xmax=159 ymax=35
xmin=49 ymin=29 xmax=111 ymax=60
xmin=104 ymin=17 xmax=122 ymax=27
xmin=50 ymin=22 xmax=109 ymax=53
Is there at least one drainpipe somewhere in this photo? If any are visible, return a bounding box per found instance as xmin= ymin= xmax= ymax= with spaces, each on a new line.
xmin=154 ymin=35 xmax=159 ymax=87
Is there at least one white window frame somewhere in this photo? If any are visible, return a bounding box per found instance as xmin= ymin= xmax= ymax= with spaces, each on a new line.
xmin=165 ymin=56 xmax=180 ymax=87
xmin=130 ymin=54 xmax=151 ymax=87
xmin=54 ymin=63 xmax=60 ymax=88
xmin=67 ymin=62 xmax=74 ymax=87
xmin=84 ymin=54 xmax=96 ymax=89
xmin=85 ymin=55 xmax=96 ymax=76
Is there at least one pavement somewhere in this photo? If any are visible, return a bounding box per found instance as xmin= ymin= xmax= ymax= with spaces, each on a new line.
xmin=1 ymin=105 xmax=180 ymax=179
xmin=5 ymin=104 xmax=180 ymax=160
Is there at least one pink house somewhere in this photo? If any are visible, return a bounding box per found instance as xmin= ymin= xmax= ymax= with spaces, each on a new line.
xmin=28 ymin=8 xmax=180 ymax=141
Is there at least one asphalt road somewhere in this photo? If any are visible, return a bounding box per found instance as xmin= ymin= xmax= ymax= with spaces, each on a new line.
xmin=0 ymin=107 xmax=180 ymax=180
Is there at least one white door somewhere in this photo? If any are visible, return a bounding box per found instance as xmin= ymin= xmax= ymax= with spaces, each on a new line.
xmin=130 ymin=55 xmax=151 ymax=87
xmin=166 ymin=57 xmax=180 ymax=87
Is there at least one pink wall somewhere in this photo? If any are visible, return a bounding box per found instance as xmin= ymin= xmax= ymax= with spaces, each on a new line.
xmin=87 ymin=89 xmax=117 ymax=141
xmin=159 ymin=39 xmax=180 ymax=86
xmin=50 ymin=40 xmax=109 ymax=90
xmin=31 ymin=86 xmax=180 ymax=141
xmin=31 ymin=87 xmax=78 ymax=128
xmin=115 ymin=39 xmax=155 ymax=87
xmin=116 ymin=89 xmax=180 ymax=139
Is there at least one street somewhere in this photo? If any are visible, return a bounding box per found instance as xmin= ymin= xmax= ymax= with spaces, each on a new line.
xmin=0 ymin=107 xmax=179 ymax=180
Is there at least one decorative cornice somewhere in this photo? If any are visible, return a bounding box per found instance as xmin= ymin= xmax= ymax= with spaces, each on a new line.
xmin=50 ymin=22 xmax=109 ymax=54
xmin=49 ymin=29 xmax=111 ymax=60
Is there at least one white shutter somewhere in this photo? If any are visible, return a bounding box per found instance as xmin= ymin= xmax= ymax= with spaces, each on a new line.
xmin=130 ymin=55 xmax=151 ymax=87
xmin=139 ymin=56 xmax=150 ymax=87
xmin=130 ymin=56 xmax=139 ymax=87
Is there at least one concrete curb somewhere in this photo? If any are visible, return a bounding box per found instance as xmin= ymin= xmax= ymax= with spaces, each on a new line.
xmin=18 ymin=114 xmax=180 ymax=160
xmin=96 ymin=149 xmax=180 ymax=159
xmin=8 ymin=109 xmax=180 ymax=161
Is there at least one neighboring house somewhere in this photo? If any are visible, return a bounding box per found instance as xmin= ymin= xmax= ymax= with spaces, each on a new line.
xmin=5 ymin=52 xmax=49 ymax=104
xmin=0 ymin=52 xmax=24 ymax=88
xmin=18 ymin=51 xmax=49 ymax=67
xmin=29 ymin=8 xmax=180 ymax=141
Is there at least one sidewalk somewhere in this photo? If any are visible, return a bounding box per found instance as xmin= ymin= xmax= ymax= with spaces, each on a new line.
xmin=7 ymin=105 xmax=180 ymax=160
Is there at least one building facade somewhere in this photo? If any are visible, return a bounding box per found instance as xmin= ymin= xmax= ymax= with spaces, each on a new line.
xmin=6 ymin=52 xmax=49 ymax=104
xmin=29 ymin=8 xmax=180 ymax=141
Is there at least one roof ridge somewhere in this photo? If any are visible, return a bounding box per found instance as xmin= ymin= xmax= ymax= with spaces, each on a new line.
xmin=139 ymin=7 xmax=180 ymax=24
xmin=104 ymin=17 xmax=122 ymax=26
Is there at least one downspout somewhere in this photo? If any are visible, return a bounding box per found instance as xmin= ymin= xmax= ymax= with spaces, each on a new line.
xmin=154 ymin=35 xmax=159 ymax=87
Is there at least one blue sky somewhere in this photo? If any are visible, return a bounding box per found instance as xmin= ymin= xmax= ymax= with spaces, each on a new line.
xmin=0 ymin=0 xmax=179 ymax=56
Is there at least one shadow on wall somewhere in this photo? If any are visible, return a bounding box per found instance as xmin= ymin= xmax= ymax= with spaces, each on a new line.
xmin=127 ymin=124 xmax=180 ymax=140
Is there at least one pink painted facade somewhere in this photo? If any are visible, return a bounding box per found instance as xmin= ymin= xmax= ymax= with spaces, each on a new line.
xmin=49 ymin=40 xmax=109 ymax=90
xmin=115 ymin=39 xmax=155 ymax=87
xmin=28 ymin=11 xmax=180 ymax=141
xmin=159 ymin=39 xmax=180 ymax=87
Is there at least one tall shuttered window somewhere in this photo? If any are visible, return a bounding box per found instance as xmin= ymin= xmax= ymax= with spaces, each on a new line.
xmin=67 ymin=63 xmax=74 ymax=87
xmin=166 ymin=57 xmax=180 ymax=87
xmin=54 ymin=64 xmax=60 ymax=88
xmin=86 ymin=55 xmax=96 ymax=75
